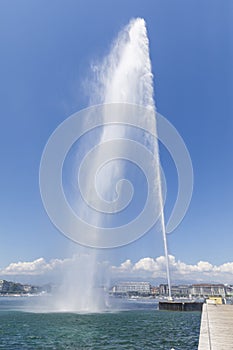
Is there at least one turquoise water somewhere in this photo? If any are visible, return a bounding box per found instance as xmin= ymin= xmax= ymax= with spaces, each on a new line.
xmin=0 ymin=298 xmax=201 ymax=349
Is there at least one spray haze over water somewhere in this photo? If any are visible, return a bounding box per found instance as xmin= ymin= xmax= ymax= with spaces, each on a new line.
xmin=49 ymin=18 xmax=171 ymax=312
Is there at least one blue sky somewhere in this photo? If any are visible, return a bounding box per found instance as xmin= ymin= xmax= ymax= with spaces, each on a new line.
xmin=0 ymin=0 xmax=232 ymax=282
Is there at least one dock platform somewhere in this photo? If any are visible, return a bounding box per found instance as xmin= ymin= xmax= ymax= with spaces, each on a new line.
xmin=159 ymin=301 xmax=203 ymax=311
xmin=198 ymin=304 xmax=233 ymax=349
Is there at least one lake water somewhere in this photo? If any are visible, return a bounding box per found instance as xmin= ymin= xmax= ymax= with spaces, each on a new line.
xmin=0 ymin=297 xmax=201 ymax=349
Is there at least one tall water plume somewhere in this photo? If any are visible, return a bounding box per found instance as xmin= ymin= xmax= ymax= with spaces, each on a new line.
xmin=52 ymin=18 xmax=171 ymax=311
xmin=90 ymin=17 xmax=171 ymax=298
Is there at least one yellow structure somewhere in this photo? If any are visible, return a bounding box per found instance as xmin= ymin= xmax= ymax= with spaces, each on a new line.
xmin=206 ymin=296 xmax=223 ymax=305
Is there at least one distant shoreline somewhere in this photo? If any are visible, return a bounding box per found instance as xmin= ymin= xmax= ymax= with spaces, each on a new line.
xmin=0 ymin=293 xmax=48 ymax=297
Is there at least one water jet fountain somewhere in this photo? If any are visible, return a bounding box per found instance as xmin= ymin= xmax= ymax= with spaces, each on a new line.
xmin=89 ymin=17 xmax=172 ymax=301
xmin=41 ymin=17 xmax=173 ymax=312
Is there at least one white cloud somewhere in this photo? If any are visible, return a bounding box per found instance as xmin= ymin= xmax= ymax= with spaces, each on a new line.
xmin=112 ymin=255 xmax=233 ymax=283
xmin=1 ymin=255 xmax=233 ymax=284
xmin=112 ymin=259 xmax=132 ymax=272
xmin=0 ymin=258 xmax=65 ymax=276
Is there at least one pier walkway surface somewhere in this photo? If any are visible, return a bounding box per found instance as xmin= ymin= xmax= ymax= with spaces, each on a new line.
xmin=198 ymin=304 xmax=233 ymax=350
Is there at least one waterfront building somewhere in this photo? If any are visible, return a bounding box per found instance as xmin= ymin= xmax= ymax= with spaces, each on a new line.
xmin=171 ymin=285 xmax=190 ymax=297
xmin=150 ymin=286 xmax=160 ymax=295
xmin=190 ymin=284 xmax=226 ymax=297
xmin=226 ymin=285 xmax=233 ymax=296
xmin=112 ymin=282 xmax=151 ymax=295
xmin=110 ymin=282 xmax=230 ymax=298
xmin=159 ymin=284 xmax=169 ymax=295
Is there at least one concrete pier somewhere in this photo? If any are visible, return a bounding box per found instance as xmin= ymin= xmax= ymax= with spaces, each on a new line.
xmin=198 ymin=304 xmax=233 ymax=350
